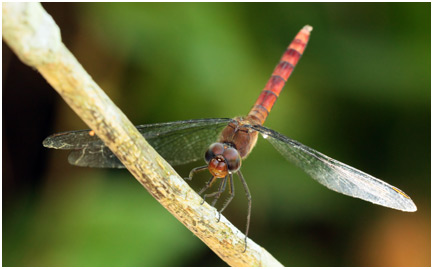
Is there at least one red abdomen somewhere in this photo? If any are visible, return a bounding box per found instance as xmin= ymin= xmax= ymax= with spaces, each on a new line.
xmin=248 ymin=25 xmax=312 ymax=125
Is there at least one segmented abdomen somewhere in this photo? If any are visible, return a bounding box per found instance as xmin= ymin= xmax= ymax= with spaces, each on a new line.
xmin=248 ymin=25 xmax=312 ymax=125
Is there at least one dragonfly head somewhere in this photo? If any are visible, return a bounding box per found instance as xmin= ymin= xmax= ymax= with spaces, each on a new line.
xmin=205 ymin=142 xmax=241 ymax=178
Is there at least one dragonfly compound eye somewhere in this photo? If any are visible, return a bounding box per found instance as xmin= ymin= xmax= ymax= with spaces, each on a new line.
xmin=223 ymin=147 xmax=241 ymax=173
xmin=205 ymin=142 xmax=225 ymax=163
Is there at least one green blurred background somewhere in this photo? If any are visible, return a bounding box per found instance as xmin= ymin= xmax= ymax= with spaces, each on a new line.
xmin=3 ymin=2 xmax=430 ymax=266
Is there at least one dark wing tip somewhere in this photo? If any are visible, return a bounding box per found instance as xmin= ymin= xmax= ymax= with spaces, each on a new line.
xmin=42 ymin=133 xmax=69 ymax=149
xmin=42 ymin=135 xmax=55 ymax=148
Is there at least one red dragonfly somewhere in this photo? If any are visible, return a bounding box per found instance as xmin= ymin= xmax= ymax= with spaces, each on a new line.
xmin=43 ymin=25 xmax=416 ymax=251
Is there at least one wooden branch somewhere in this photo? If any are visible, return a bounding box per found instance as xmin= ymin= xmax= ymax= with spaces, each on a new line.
xmin=2 ymin=3 xmax=283 ymax=266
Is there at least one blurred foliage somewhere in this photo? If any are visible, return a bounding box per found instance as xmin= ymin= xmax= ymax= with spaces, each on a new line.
xmin=3 ymin=2 xmax=430 ymax=266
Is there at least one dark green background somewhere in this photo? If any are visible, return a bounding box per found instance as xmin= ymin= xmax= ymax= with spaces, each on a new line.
xmin=3 ymin=2 xmax=430 ymax=266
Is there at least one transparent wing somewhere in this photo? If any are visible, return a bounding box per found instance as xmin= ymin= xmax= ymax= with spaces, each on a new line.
xmin=43 ymin=118 xmax=231 ymax=168
xmin=250 ymin=125 xmax=417 ymax=212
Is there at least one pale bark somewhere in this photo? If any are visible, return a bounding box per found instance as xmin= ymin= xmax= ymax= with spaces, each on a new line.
xmin=2 ymin=3 xmax=283 ymax=266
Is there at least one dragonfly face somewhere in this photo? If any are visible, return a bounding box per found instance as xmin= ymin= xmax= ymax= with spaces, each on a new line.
xmin=205 ymin=142 xmax=241 ymax=178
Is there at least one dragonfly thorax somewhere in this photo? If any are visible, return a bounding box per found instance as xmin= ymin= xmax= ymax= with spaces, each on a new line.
xmin=218 ymin=116 xmax=260 ymax=159
xmin=205 ymin=142 xmax=241 ymax=178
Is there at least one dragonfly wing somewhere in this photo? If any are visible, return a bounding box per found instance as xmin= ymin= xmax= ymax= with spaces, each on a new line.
xmin=43 ymin=118 xmax=231 ymax=168
xmin=67 ymin=145 xmax=124 ymax=168
xmin=250 ymin=125 xmax=417 ymax=212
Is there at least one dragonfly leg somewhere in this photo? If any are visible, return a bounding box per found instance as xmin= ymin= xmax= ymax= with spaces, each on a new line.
xmin=217 ymin=174 xmax=235 ymax=222
xmin=198 ymin=176 xmax=218 ymax=204
xmin=203 ymin=176 xmax=227 ymax=207
xmin=184 ymin=165 xmax=208 ymax=181
xmin=237 ymin=170 xmax=251 ymax=253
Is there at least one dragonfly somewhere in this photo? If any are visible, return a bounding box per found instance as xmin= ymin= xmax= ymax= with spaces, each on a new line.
xmin=43 ymin=25 xmax=417 ymax=252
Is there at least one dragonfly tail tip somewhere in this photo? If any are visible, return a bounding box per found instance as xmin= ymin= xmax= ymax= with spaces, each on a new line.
xmin=303 ymin=25 xmax=313 ymax=33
